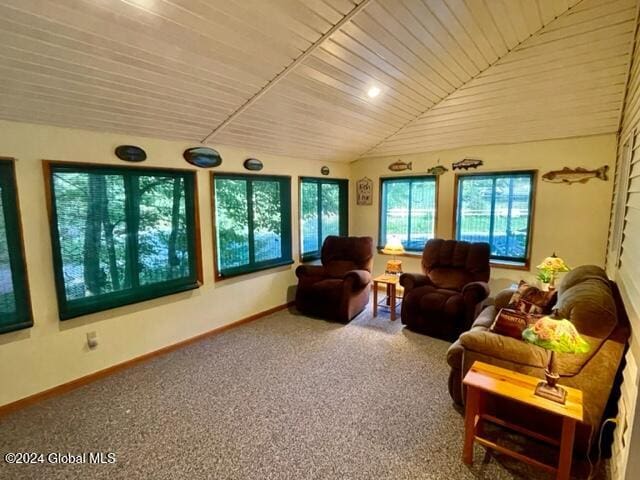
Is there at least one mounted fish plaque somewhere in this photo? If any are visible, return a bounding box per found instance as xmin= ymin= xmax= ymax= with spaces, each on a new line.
xmin=115 ymin=145 xmax=146 ymax=162
xmin=452 ymin=158 xmax=483 ymax=170
xmin=183 ymin=147 xmax=222 ymax=168
xmin=321 ymin=166 xmax=330 ymax=176
xmin=388 ymin=160 xmax=412 ymax=172
xmin=542 ymin=166 xmax=609 ymax=184
xmin=427 ymin=159 xmax=448 ymax=176
xmin=243 ymin=158 xmax=263 ymax=171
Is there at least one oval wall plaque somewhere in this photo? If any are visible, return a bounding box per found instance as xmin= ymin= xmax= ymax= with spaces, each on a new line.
xmin=321 ymin=166 xmax=330 ymax=176
xmin=243 ymin=158 xmax=263 ymax=171
xmin=183 ymin=147 xmax=222 ymax=168
xmin=115 ymin=145 xmax=146 ymax=162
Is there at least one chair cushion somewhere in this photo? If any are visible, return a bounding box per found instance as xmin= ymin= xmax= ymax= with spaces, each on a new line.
xmin=417 ymin=287 xmax=464 ymax=316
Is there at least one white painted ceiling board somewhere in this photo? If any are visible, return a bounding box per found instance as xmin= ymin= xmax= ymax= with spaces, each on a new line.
xmin=0 ymin=0 xmax=636 ymax=162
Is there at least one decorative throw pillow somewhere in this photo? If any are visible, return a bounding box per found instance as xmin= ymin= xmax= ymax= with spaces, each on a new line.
xmin=508 ymin=280 xmax=556 ymax=314
xmin=490 ymin=308 xmax=544 ymax=340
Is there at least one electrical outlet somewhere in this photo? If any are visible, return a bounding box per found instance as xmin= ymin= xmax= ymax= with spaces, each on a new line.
xmin=86 ymin=331 xmax=98 ymax=349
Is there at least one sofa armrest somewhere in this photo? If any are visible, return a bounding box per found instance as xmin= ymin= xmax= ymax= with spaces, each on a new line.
xmin=343 ymin=270 xmax=371 ymax=290
xmin=399 ymin=273 xmax=432 ymax=292
xmin=459 ymin=330 xmax=548 ymax=369
xmin=295 ymin=265 xmax=326 ymax=279
xmin=494 ymin=288 xmax=516 ymax=311
xmin=462 ymin=281 xmax=490 ymax=305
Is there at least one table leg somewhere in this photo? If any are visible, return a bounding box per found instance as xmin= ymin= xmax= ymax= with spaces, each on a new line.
xmin=386 ymin=283 xmax=391 ymax=305
xmin=557 ymin=417 xmax=576 ymax=480
xmin=463 ymin=386 xmax=480 ymax=465
xmin=390 ymin=283 xmax=396 ymax=321
xmin=373 ymin=281 xmax=378 ymax=317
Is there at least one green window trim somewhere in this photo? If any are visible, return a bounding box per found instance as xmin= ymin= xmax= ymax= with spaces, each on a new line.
xmin=213 ymin=173 xmax=293 ymax=279
xmin=379 ymin=175 xmax=438 ymax=253
xmin=455 ymin=171 xmax=536 ymax=265
xmin=0 ymin=159 xmax=33 ymax=334
xmin=299 ymin=177 xmax=348 ymax=262
xmin=46 ymin=162 xmax=201 ymax=320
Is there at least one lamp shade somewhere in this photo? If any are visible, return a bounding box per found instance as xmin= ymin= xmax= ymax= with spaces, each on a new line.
xmin=382 ymin=237 xmax=405 ymax=255
xmin=536 ymin=253 xmax=570 ymax=274
xmin=522 ymin=316 xmax=590 ymax=354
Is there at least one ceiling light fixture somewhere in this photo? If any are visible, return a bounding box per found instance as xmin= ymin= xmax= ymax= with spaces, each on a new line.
xmin=367 ymin=86 xmax=381 ymax=98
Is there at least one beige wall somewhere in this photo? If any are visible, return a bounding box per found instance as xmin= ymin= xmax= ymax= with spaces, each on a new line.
xmin=350 ymin=134 xmax=617 ymax=291
xmin=0 ymin=119 xmax=349 ymax=407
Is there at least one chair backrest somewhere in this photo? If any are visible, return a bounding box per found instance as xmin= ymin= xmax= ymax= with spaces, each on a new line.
xmin=421 ymin=239 xmax=490 ymax=291
xmin=321 ymin=236 xmax=374 ymax=277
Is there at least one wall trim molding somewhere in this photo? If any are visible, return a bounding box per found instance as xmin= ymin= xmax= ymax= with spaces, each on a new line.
xmin=0 ymin=301 xmax=294 ymax=417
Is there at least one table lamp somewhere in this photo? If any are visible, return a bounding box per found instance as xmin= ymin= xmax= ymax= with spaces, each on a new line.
xmin=522 ymin=316 xmax=590 ymax=404
xmin=536 ymin=253 xmax=570 ymax=289
xmin=382 ymin=236 xmax=405 ymax=275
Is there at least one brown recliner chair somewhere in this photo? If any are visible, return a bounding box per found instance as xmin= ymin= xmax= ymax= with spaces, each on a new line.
xmin=295 ymin=236 xmax=374 ymax=322
xmin=400 ymin=239 xmax=491 ymax=340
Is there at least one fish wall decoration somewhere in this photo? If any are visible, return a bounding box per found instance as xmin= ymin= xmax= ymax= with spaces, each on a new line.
xmin=388 ymin=160 xmax=412 ymax=172
xmin=452 ymin=158 xmax=483 ymax=170
xmin=427 ymin=160 xmax=448 ymax=176
xmin=542 ymin=166 xmax=609 ymax=184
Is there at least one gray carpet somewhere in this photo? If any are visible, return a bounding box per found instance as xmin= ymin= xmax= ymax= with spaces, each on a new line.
xmin=0 ymin=307 xmax=604 ymax=479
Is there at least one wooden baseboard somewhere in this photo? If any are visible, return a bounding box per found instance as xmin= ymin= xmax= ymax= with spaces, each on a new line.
xmin=0 ymin=301 xmax=294 ymax=417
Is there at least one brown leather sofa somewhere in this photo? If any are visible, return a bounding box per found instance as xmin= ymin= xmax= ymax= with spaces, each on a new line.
xmin=447 ymin=265 xmax=630 ymax=454
xmin=399 ymin=239 xmax=491 ymax=340
xmin=295 ymin=236 xmax=374 ymax=322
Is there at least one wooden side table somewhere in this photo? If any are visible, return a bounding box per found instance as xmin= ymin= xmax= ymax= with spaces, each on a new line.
xmin=372 ymin=274 xmax=402 ymax=321
xmin=462 ymin=361 xmax=583 ymax=480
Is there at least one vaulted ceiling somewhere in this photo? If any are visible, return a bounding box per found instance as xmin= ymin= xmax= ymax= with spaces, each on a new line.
xmin=0 ymin=0 xmax=637 ymax=162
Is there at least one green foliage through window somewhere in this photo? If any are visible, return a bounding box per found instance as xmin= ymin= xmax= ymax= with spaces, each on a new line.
xmin=455 ymin=172 xmax=535 ymax=264
xmin=47 ymin=163 xmax=200 ymax=320
xmin=214 ymin=173 xmax=292 ymax=277
xmin=300 ymin=177 xmax=348 ymax=261
xmin=380 ymin=176 xmax=437 ymax=252
xmin=0 ymin=160 xmax=32 ymax=333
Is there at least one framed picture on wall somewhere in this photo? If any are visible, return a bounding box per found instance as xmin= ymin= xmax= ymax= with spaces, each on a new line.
xmin=356 ymin=177 xmax=373 ymax=205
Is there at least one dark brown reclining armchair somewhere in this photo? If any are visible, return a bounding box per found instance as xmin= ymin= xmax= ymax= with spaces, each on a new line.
xmin=295 ymin=236 xmax=374 ymax=322
xmin=400 ymin=239 xmax=490 ymax=340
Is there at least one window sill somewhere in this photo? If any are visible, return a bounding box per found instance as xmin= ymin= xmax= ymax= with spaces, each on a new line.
xmin=490 ymin=260 xmax=530 ymax=271
xmin=215 ymin=259 xmax=294 ymax=281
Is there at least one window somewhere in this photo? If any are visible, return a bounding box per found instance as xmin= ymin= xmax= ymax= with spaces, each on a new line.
xmin=455 ymin=171 xmax=536 ymax=265
xmin=0 ymin=159 xmax=32 ymax=333
xmin=46 ymin=163 xmax=201 ymax=320
xmin=379 ymin=176 xmax=437 ymax=252
xmin=299 ymin=177 xmax=348 ymax=262
xmin=213 ymin=173 xmax=292 ymax=278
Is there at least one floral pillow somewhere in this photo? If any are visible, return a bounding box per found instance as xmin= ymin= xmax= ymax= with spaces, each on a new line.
xmin=508 ymin=280 xmax=557 ymax=315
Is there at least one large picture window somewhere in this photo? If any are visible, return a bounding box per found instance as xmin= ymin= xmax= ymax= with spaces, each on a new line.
xmin=455 ymin=171 xmax=536 ymax=265
xmin=213 ymin=173 xmax=292 ymax=278
xmin=0 ymin=159 xmax=32 ymax=333
xmin=299 ymin=177 xmax=348 ymax=262
xmin=46 ymin=162 xmax=201 ymax=320
xmin=379 ymin=176 xmax=437 ymax=252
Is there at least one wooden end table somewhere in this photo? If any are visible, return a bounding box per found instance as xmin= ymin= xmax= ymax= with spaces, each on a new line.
xmin=373 ymin=274 xmax=403 ymax=321
xmin=462 ymin=361 xmax=583 ymax=480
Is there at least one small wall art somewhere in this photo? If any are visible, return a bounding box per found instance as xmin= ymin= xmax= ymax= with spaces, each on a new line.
xmin=427 ymin=159 xmax=448 ymax=176
xmin=115 ymin=145 xmax=146 ymax=162
xmin=244 ymin=158 xmax=263 ymax=171
xmin=183 ymin=147 xmax=222 ymax=168
xmin=356 ymin=177 xmax=373 ymax=205
xmin=388 ymin=160 xmax=412 ymax=172
xmin=321 ymin=166 xmax=330 ymax=175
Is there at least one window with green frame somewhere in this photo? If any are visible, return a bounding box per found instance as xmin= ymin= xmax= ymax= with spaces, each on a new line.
xmin=0 ymin=159 xmax=32 ymax=334
xmin=46 ymin=163 xmax=201 ymax=320
xmin=379 ymin=176 xmax=437 ymax=252
xmin=299 ymin=177 xmax=348 ymax=262
xmin=213 ymin=173 xmax=292 ymax=278
xmin=455 ymin=171 xmax=535 ymax=265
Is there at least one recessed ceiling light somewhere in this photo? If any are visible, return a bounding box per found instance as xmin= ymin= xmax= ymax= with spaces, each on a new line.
xmin=367 ymin=86 xmax=381 ymax=98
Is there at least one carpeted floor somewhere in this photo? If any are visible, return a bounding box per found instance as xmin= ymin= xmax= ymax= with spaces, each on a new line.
xmin=0 ymin=307 xmax=605 ymax=479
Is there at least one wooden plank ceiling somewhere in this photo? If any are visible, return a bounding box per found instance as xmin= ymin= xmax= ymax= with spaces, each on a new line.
xmin=0 ymin=0 xmax=636 ymax=162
